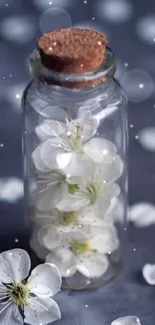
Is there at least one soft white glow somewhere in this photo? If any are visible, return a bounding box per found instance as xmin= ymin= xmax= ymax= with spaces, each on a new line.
xmin=0 ymin=178 xmax=23 ymax=203
xmin=120 ymin=69 xmax=154 ymax=103
xmin=39 ymin=7 xmax=72 ymax=33
xmin=95 ymin=0 xmax=133 ymax=23
xmin=0 ymin=15 xmax=37 ymax=43
xmin=33 ymin=0 xmax=75 ymax=10
xmin=136 ymin=15 xmax=155 ymax=44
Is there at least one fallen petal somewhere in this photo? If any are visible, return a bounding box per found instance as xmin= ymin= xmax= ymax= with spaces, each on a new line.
xmin=111 ymin=316 xmax=142 ymax=325
xmin=142 ymin=264 xmax=155 ymax=285
xmin=129 ymin=202 xmax=155 ymax=227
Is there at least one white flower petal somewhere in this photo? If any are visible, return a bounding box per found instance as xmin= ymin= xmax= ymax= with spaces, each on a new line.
xmin=0 ymin=283 xmax=7 ymax=298
xmin=41 ymin=139 xmax=65 ymax=169
xmin=30 ymin=230 xmax=49 ymax=260
xmin=56 ymin=152 xmax=72 ymax=169
xmin=24 ymin=297 xmax=61 ymax=325
xmin=0 ymin=249 xmax=30 ymax=283
xmin=37 ymin=182 xmax=67 ymax=211
xmin=36 ymin=119 xmax=66 ymax=140
xmin=77 ymin=254 xmax=109 ymax=278
xmin=138 ymin=127 xmax=155 ymax=152
xmin=90 ymin=183 xmax=120 ymax=219
xmin=83 ymin=137 xmax=117 ymax=163
xmin=32 ymin=145 xmax=51 ymax=172
xmin=61 ymin=152 xmax=92 ymax=177
xmin=142 ymin=264 xmax=155 ymax=285
xmin=111 ymin=316 xmax=142 ymax=325
xmin=80 ymin=117 xmax=99 ymax=141
xmin=46 ymin=249 xmax=77 ymax=277
xmin=28 ymin=264 xmax=61 ymax=297
xmin=38 ymin=225 xmax=62 ymax=250
xmin=129 ymin=202 xmax=155 ymax=227
xmin=89 ymin=230 xmax=119 ymax=254
xmin=0 ymin=303 xmax=23 ymax=325
xmin=100 ymin=155 xmax=123 ymax=182
xmin=57 ymin=192 xmax=90 ymax=211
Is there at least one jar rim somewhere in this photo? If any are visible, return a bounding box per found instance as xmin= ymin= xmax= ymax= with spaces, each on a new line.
xmin=30 ymin=47 xmax=116 ymax=84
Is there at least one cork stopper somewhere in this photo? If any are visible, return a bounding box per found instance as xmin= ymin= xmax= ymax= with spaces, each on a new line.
xmin=37 ymin=28 xmax=107 ymax=88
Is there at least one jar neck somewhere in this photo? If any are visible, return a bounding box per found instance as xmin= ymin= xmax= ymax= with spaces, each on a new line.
xmin=30 ymin=47 xmax=116 ymax=90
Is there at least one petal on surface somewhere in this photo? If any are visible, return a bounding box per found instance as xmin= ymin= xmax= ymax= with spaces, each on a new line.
xmin=89 ymin=230 xmax=119 ymax=254
xmin=37 ymin=182 xmax=67 ymax=211
xmin=142 ymin=264 xmax=155 ymax=285
xmin=36 ymin=119 xmax=66 ymax=139
xmin=129 ymin=202 xmax=155 ymax=227
xmin=0 ymin=303 xmax=23 ymax=325
xmin=32 ymin=145 xmax=51 ymax=172
xmin=28 ymin=263 xmax=61 ymax=297
xmin=38 ymin=225 xmax=62 ymax=250
xmin=100 ymin=155 xmax=123 ymax=182
xmin=61 ymin=152 xmax=92 ymax=177
xmin=111 ymin=316 xmax=142 ymax=325
xmin=0 ymin=249 xmax=30 ymax=283
xmin=30 ymin=230 xmax=49 ymax=260
xmin=41 ymin=139 xmax=65 ymax=169
xmin=24 ymin=297 xmax=61 ymax=325
xmin=46 ymin=249 xmax=77 ymax=277
xmin=83 ymin=137 xmax=117 ymax=163
xmin=77 ymin=254 xmax=109 ymax=278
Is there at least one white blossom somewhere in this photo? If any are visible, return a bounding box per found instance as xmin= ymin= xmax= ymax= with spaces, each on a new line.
xmin=56 ymin=160 xmax=122 ymax=218
xmin=32 ymin=170 xmax=68 ymax=211
xmin=45 ymin=226 xmax=119 ymax=278
xmin=32 ymin=118 xmax=96 ymax=177
xmin=0 ymin=249 xmax=61 ymax=325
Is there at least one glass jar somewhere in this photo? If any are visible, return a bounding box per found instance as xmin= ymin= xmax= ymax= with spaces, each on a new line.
xmin=22 ymin=46 xmax=128 ymax=290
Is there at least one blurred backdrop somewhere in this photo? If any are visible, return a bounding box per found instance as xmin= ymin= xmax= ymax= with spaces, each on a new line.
xmin=0 ymin=0 xmax=155 ymax=239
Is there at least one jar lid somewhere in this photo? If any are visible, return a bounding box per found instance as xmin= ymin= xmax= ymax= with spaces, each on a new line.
xmin=37 ymin=28 xmax=106 ymax=75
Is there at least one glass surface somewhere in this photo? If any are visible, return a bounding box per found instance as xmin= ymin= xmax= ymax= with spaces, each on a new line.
xmin=22 ymin=47 xmax=128 ymax=290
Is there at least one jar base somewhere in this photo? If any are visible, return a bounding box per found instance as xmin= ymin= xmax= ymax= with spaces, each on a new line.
xmin=61 ymin=259 xmax=123 ymax=291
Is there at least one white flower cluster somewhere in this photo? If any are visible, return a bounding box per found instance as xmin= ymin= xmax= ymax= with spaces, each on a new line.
xmin=31 ymin=116 xmax=123 ymax=279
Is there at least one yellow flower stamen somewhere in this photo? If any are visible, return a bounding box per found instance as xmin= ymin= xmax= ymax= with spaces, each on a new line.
xmin=7 ymin=283 xmax=29 ymax=306
xmin=72 ymin=240 xmax=89 ymax=255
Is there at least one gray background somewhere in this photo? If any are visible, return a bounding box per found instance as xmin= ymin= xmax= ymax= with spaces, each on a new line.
xmin=0 ymin=0 xmax=155 ymax=324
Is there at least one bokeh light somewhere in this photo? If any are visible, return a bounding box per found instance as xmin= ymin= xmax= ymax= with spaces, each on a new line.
xmin=94 ymin=0 xmax=133 ymax=23
xmin=33 ymin=0 xmax=75 ymax=10
xmin=138 ymin=127 xmax=155 ymax=152
xmin=0 ymin=15 xmax=37 ymax=43
xmin=39 ymin=7 xmax=72 ymax=33
xmin=120 ymin=69 xmax=154 ymax=103
xmin=136 ymin=15 xmax=155 ymax=44
xmin=6 ymin=84 xmax=26 ymax=113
